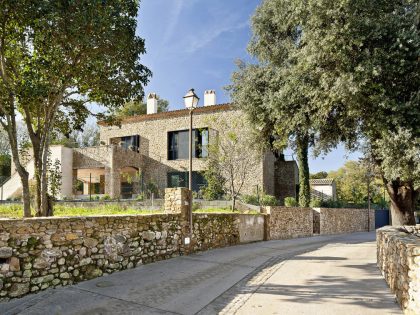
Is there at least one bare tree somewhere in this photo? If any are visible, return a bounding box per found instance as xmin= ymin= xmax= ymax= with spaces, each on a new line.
xmin=206 ymin=115 xmax=261 ymax=210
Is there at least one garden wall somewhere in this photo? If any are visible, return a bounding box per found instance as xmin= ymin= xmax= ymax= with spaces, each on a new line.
xmin=377 ymin=226 xmax=420 ymax=315
xmin=263 ymin=206 xmax=313 ymax=240
xmin=0 ymin=188 xmax=377 ymax=301
xmin=318 ymin=208 xmax=375 ymax=234
xmin=0 ymin=195 xmax=264 ymax=300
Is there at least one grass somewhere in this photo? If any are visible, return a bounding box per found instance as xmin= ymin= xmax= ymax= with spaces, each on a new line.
xmin=0 ymin=204 xmax=163 ymax=218
xmin=193 ymin=207 xmax=260 ymax=214
xmin=0 ymin=204 xmax=260 ymax=218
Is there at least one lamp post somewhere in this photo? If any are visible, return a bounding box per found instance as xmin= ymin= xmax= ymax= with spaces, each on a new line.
xmin=183 ymin=88 xmax=199 ymax=234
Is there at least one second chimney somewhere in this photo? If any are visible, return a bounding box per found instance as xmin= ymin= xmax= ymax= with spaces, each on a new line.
xmin=204 ymin=90 xmax=216 ymax=106
xmin=147 ymin=93 xmax=158 ymax=114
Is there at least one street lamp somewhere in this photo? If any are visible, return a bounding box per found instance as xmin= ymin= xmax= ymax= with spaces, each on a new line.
xmin=183 ymin=88 xmax=199 ymax=234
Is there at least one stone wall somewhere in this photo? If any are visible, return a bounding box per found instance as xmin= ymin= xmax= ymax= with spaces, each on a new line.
xmin=0 ymin=188 xmax=265 ymax=300
xmin=274 ymin=160 xmax=298 ymax=205
xmin=263 ymin=206 xmax=313 ymax=240
xmin=377 ymin=226 xmax=420 ymax=314
xmin=0 ymin=214 xmax=184 ymax=299
xmin=313 ymin=209 xmax=320 ymax=234
xmin=319 ymin=208 xmax=375 ymax=235
xmin=0 ymin=188 xmax=377 ymax=300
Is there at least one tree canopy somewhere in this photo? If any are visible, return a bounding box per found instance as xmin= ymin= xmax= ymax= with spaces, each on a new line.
xmin=116 ymin=97 xmax=169 ymax=118
xmin=231 ymin=0 xmax=419 ymax=224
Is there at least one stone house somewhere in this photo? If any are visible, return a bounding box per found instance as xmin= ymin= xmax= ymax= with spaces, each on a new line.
xmin=310 ymin=178 xmax=337 ymax=201
xmin=2 ymin=91 xmax=298 ymax=202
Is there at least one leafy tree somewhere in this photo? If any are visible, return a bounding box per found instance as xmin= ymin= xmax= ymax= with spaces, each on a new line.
xmin=0 ymin=0 xmax=151 ymax=216
xmin=117 ymin=97 xmax=169 ymax=117
xmin=234 ymin=0 xmax=419 ymax=225
xmin=310 ymin=171 xmax=328 ymax=180
xmin=328 ymin=161 xmax=384 ymax=205
xmin=229 ymin=13 xmax=314 ymax=207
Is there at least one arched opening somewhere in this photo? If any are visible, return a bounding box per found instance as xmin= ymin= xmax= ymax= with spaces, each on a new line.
xmin=120 ymin=166 xmax=141 ymax=199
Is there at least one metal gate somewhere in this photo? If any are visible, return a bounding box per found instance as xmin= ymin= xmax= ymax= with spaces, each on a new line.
xmin=375 ymin=209 xmax=390 ymax=229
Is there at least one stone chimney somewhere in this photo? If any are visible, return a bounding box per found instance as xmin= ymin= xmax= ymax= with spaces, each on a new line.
xmin=147 ymin=93 xmax=158 ymax=114
xmin=204 ymin=90 xmax=216 ymax=106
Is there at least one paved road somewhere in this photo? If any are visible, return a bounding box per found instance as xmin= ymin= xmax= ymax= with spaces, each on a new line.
xmin=0 ymin=232 xmax=401 ymax=315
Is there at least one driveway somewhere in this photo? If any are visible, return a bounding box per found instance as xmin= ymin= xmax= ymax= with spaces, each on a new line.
xmin=0 ymin=232 xmax=400 ymax=315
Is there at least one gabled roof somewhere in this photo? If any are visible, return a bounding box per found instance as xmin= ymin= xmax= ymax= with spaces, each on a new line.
xmin=98 ymin=103 xmax=233 ymax=126
xmin=309 ymin=178 xmax=335 ymax=185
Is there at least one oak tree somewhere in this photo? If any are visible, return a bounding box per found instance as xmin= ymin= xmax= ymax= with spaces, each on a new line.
xmin=0 ymin=0 xmax=151 ymax=216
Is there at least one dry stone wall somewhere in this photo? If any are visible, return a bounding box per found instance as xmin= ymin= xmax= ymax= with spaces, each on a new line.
xmin=377 ymin=225 xmax=420 ymax=315
xmin=0 ymin=214 xmax=184 ymax=299
xmin=0 ymin=188 xmax=265 ymax=300
xmin=263 ymin=206 xmax=313 ymax=240
xmin=0 ymin=187 xmax=379 ymax=301
xmin=319 ymin=208 xmax=375 ymax=235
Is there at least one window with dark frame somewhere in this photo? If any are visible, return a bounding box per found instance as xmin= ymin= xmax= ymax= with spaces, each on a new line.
xmin=168 ymin=128 xmax=208 ymax=160
xmin=120 ymin=135 xmax=140 ymax=152
xmin=167 ymin=171 xmax=206 ymax=192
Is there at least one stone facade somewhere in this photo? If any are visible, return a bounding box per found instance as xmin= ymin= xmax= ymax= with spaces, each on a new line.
xmin=263 ymin=206 xmax=313 ymax=240
xmin=377 ymin=225 xmax=420 ymax=315
xmin=274 ymin=160 xmax=299 ymax=205
xmin=98 ymin=104 xmax=298 ymax=199
xmin=318 ymin=208 xmax=375 ymax=235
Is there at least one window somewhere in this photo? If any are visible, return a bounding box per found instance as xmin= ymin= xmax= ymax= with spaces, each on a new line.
xmin=168 ymin=128 xmax=208 ymax=160
xmin=167 ymin=171 xmax=206 ymax=192
xmin=121 ymin=135 xmax=140 ymax=152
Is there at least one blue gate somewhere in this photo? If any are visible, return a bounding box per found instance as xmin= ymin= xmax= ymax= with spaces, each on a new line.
xmin=375 ymin=209 xmax=390 ymax=229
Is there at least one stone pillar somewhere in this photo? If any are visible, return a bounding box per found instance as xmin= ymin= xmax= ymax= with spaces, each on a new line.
xmin=104 ymin=167 xmax=120 ymax=198
xmin=72 ymin=169 xmax=77 ymax=195
xmin=110 ymin=169 xmax=121 ymax=199
xmin=164 ymin=188 xmax=190 ymax=220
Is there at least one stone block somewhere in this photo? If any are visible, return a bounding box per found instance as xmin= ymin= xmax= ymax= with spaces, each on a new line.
xmin=0 ymin=247 xmax=13 ymax=258
xmin=9 ymin=282 xmax=29 ymax=297
xmin=9 ymin=257 xmax=20 ymax=272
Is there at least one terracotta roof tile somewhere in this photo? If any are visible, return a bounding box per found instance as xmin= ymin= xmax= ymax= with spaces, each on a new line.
xmin=98 ymin=103 xmax=233 ymax=126
xmin=309 ymin=178 xmax=335 ymax=185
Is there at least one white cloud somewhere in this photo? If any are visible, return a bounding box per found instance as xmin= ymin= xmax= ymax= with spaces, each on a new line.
xmin=161 ymin=0 xmax=185 ymax=46
xmin=184 ymin=20 xmax=249 ymax=54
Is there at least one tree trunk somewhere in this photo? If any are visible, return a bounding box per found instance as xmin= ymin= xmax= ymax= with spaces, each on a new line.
xmin=40 ymin=145 xmax=50 ymax=216
xmin=231 ymin=196 xmax=236 ymax=211
xmin=33 ymin=153 xmax=42 ymax=216
xmin=20 ymin=171 xmax=31 ymax=217
xmin=386 ymin=179 xmax=417 ymax=226
xmin=296 ymin=133 xmax=310 ymax=207
xmin=9 ymin=147 xmax=31 ymax=217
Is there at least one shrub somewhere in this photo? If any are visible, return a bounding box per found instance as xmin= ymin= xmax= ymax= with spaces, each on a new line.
xmin=202 ymin=162 xmax=225 ymax=200
xmin=241 ymin=194 xmax=259 ymax=206
xmin=192 ymin=202 xmax=201 ymax=211
xmin=100 ymin=194 xmax=111 ymax=201
xmin=260 ymin=194 xmax=278 ymax=206
xmin=136 ymin=194 xmax=144 ymax=201
xmin=310 ymin=199 xmax=322 ymax=207
xmin=284 ymin=197 xmax=298 ymax=207
xmin=320 ymin=199 xmax=344 ymax=208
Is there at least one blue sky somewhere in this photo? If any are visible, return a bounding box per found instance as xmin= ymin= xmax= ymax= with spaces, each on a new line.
xmin=135 ymin=0 xmax=361 ymax=172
